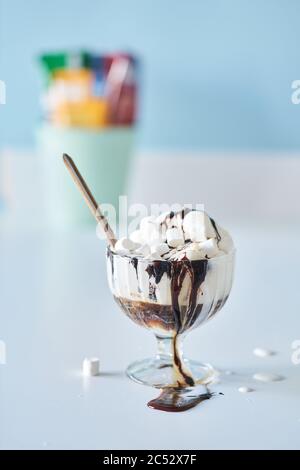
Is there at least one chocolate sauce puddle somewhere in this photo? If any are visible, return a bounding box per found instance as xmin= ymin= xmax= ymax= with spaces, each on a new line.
xmin=147 ymin=386 xmax=216 ymax=412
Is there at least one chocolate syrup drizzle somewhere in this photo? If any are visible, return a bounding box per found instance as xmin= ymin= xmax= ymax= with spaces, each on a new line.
xmin=130 ymin=257 xmax=138 ymax=277
xmin=209 ymin=216 xmax=221 ymax=244
xmin=146 ymin=257 xmax=208 ymax=387
xmin=107 ymin=248 xmax=114 ymax=277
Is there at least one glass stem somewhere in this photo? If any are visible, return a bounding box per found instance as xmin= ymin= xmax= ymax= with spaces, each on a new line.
xmin=155 ymin=334 xmax=194 ymax=387
xmin=155 ymin=335 xmax=176 ymax=362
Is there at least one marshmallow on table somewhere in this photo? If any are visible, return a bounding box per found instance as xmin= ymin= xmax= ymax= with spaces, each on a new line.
xmin=83 ymin=358 xmax=100 ymax=376
xmin=238 ymin=386 xmax=254 ymax=393
xmin=253 ymin=347 xmax=276 ymax=358
xmin=166 ymin=227 xmax=185 ymax=248
xmin=253 ymin=373 xmax=284 ymax=383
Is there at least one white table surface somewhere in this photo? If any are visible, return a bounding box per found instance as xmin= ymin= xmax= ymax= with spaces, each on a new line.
xmin=0 ymin=223 xmax=300 ymax=450
xmin=1 ymin=150 xmax=300 ymax=449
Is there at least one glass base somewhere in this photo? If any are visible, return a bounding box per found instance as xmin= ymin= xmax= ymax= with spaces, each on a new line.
xmin=126 ymin=356 xmax=217 ymax=388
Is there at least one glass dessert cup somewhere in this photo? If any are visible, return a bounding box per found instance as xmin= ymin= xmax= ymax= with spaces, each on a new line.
xmin=107 ymin=248 xmax=235 ymax=388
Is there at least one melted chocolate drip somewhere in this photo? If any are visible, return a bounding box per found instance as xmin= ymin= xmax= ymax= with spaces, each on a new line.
xmin=158 ymin=208 xmax=191 ymax=238
xmin=107 ymin=248 xmax=115 ymax=277
xmin=173 ymin=339 xmax=195 ymax=387
xmin=170 ymin=261 xmax=187 ymax=332
xmin=209 ymin=217 xmax=221 ymax=243
xmin=170 ymin=260 xmax=207 ymax=386
xmin=130 ymin=257 xmax=138 ymax=278
xmin=149 ymin=283 xmax=157 ymax=302
xmin=147 ymin=386 xmax=214 ymax=412
xmin=184 ymin=260 xmax=208 ymax=331
xmin=146 ymin=258 xmax=208 ymax=387
xmin=146 ymin=261 xmax=171 ymax=284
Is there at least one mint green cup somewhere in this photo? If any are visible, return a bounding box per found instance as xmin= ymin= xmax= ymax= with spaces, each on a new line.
xmin=37 ymin=124 xmax=135 ymax=228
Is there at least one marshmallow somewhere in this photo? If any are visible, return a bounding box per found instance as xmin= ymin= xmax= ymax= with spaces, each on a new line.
xmin=198 ymin=238 xmax=219 ymax=258
xmin=156 ymin=211 xmax=171 ymax=225
xmin=183 ymin=211 xmax=215 ymax=242
xmin=218 ymin=227 xmax=234 ymax=253
xmin=156 ymin=211 xmax=182 ymax=231
xmin=140 ymin=216 xmax=161 ymax=243
xmin=130 ymin=230 xmax=144 ymax=244
xmin=253 ymin=347 xmax=276 ymax=358
xmin=253 ymin=373 xmax=284 ymax=383
xmin=115 ymin=237 xmax=140 ymax=254
xmin=150 ymin=242 xmax=169 ymax=256
xmin=148 ymin=251 xmax=163 ymax=260
xmin=185 ymin=249 xmax=201 ymax=261
xmin=134 ymin=243 xmax=150 ymax=257
xmin=183 ymin=211 xmax=206 ymax=242
xmin=238 ymin=386 xmax=254 ymax=393
xmin=171 ymin=251 xmax=186 ymax=261
xmin=82 ymin=358 xmax=100 ymax=376
xmin=189 ymin=242 xmax=200 ymax=250
xmin=166 ymin=227 xmax=185 ymax=248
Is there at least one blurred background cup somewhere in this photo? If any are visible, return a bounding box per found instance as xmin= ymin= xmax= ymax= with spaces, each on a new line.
xmin=37 ymin=51 xmax=138 ymax=228
xmin=37 ymin=124 xmax=135 ymax=228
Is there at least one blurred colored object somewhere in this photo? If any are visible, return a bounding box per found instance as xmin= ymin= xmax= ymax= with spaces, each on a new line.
xmin=53 ymin=99 xmax=109 ymax=128
xmin=37 ymin=50 xmax=138 ymax=229
xmin=39 ymin=51 xmax=138 ymax=128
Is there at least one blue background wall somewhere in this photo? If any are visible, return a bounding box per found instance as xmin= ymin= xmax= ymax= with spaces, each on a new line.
xmin=0 ymin=0 xmax=300 ymax=151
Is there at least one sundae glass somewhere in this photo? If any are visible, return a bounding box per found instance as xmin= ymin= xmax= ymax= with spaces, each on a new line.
xmin=107 ymin=209 xmax=235 ymax=388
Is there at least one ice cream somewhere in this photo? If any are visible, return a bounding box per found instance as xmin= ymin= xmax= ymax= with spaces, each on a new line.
xmin=107 ymin=208 xmax=234 ymax=307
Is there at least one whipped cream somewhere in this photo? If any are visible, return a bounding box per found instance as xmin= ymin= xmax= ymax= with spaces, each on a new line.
xmin=113 ymin=208 xmax=234 ymax=261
